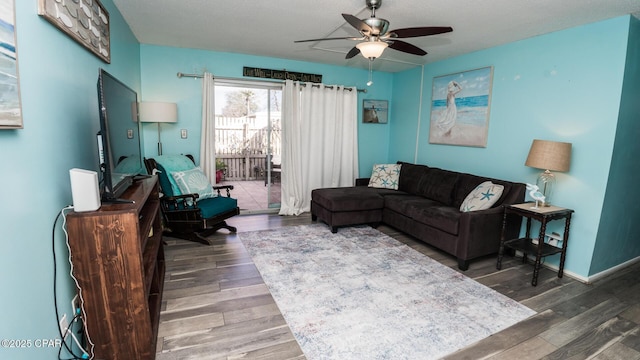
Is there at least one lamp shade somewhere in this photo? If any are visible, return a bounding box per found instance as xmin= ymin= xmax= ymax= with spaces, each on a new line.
xmin=356 ymin=41 xmax=389 ymax=59
xmin=525 ymin=139 xmax=571 ymax=172
xmin=138 ymin=102 xmax=177 ymax=123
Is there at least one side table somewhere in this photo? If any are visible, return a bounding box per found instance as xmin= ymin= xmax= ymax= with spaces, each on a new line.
xmin=496 ymin=202 xmax=574 ymax=286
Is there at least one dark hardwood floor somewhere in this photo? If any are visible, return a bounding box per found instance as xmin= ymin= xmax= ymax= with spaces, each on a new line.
xmin=155 ymin=213 xmax=640 ymax=360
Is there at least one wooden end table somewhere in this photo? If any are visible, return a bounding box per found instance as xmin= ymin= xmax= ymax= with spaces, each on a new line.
xmin=496 ymin=202 xmax=574 ymax=286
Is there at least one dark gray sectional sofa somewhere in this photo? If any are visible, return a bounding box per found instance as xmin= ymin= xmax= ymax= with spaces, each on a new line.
xmin=311 ymin=162 xmax=525 ymax=270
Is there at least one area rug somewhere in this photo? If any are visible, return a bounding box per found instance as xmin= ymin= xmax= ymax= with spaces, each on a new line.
xmin=239 ymin=224 xmax=535 ymax=359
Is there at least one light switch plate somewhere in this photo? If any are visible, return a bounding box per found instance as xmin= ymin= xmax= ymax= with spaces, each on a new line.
xmin=181 ymin=129 xmax=188 ymax=139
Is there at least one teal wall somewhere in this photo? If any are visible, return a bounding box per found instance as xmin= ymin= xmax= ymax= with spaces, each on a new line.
xmin=390 ymin=16 xmax=632 ymax=279
xmin=0 ymin=1 xmax=140 ymax=358
xmin=139 ymin=45 xmax=394 ymax=177
xmin=1 ymin=1 xmax=636 ymax=353
xmin=592 ymin=16 xmax=640 ymax=274
xmin=389 ymin=66 xmax=424 ymax=163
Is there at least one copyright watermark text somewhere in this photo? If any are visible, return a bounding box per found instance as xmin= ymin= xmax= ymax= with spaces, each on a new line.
xmin=1 ymin=338 xmax=62 ymax=348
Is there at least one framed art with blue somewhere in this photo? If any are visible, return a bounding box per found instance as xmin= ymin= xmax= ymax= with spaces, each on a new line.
xmin=429 ymin=66 xmax=494 ymax=147
xmin=0 ymin=0 xmax=23 ymax=129
xmin=363 ymin=99 xmax=388 ymax=124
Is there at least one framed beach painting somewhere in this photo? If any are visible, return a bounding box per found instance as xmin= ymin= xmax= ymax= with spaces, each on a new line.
xmin=429 ymin=66 xmax=494 ymax=147
xmin=363 ymin=99 xmax=388 ymax=124
xmin=0 ymin=0 xmax=22 ymax=129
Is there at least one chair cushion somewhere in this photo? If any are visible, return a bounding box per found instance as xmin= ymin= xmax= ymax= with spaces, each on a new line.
xmin=155 ymin=163 xmax=175 ymax=197
xmin=154 ymin=155 xmax=197 ymax=196
xmin=198 ymin=196 xmax=238 ymax=219
xmin=171 ymin=167 xmax=217 ymax=201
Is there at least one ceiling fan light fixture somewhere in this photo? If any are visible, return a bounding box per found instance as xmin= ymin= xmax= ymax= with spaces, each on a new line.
xmin=356 ymin=41 xmax=388 ymax=59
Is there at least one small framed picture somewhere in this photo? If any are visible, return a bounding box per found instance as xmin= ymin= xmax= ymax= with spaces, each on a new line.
xmin=363 ymin=99 xmax=388 ymax=124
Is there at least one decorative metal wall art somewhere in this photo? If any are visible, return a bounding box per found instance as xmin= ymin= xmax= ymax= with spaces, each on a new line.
xmin=38 ymin=0 xmax=110 ymax=63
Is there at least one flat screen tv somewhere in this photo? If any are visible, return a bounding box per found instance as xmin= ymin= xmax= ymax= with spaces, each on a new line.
xmin=96 ymin=68 xmax=146 ymax=202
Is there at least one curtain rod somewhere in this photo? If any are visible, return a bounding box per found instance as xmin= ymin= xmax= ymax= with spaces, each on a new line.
xmin=176 ymin=72 xmax=367 ymax=93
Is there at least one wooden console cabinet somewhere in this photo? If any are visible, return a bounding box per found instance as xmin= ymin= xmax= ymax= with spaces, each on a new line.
xmin=66 ymin=177 xmax=164 ymax=360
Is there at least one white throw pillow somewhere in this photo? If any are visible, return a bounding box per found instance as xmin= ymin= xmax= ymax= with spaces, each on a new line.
xmin=368 ymin=164 xmax=402 ymax=190
xmin=170 ymin=167 xmax=217 ymax=201
xmin=460 ymin=181 xmax=504 ymax=212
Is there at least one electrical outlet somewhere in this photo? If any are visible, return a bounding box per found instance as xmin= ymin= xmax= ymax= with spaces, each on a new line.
xmin=71 ymin=294 xmax=79 ymax=319
xmin=59 ymin=314 xmax=69 ymax=339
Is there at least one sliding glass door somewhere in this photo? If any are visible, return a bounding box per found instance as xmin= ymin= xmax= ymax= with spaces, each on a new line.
xmin=214 ymin=81 xmax=282 ymax=212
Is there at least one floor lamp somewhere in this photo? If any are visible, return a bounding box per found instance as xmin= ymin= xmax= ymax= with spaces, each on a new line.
xmin=139 ymin=102 xmax=177 ymax=155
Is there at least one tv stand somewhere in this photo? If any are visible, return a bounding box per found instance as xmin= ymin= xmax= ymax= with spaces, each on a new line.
xmin=66 ymin=177 xmax=164 ymax=359
xmin=101 ymin=196 xmax=135 ymax=204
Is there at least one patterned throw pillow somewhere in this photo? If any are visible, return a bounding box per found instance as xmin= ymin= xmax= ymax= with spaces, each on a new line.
xmin=460 ymin=181 xmax=504 ymax=212
xmin=368 ymin=164 xmax=402 ymax=190
xmin=170 ymin=167 xmax=217 ymax=201
xmin=155 ymin=154 xmax=199 ymax=196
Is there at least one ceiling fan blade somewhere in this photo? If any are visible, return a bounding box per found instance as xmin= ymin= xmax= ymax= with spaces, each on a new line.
xmin=342 ymin=13 xmax=374 ymax=34
xmin=345 ymin=46 xmax=361 ymax=59
xmin=295 ymin=36 xmax=362 ymax=43
xmin=388 ymin=40 xmax=427 ymax=56
xmin=389 ymin=26 xmax=453 ymax=38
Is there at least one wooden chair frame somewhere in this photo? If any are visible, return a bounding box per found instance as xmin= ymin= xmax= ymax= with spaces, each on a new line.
xmin=145 ymin=156 xmax=240 ymax=245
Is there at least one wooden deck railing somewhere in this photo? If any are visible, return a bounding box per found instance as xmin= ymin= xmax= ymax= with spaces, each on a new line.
xmin=218 ymin=154 xmax=267 ymax=181
xmin=214 ymin=115 xmax=280 ymax=181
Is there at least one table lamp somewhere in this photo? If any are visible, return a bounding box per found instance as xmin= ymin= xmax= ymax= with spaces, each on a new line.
xmin=139 ymin=102 xmax=177 ymax=155
xmin=524 ymin=139 xmax=572 ymax=206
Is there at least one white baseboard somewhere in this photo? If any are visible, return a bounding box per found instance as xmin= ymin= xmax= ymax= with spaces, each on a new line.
xmin=585 ymin=256 xmax=640 ymax=283
xmin=524 ymin=254 xmax=640 ymax=284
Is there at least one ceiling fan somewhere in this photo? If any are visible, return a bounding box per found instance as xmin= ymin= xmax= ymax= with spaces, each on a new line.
xmin=294 ymin=0 xmax=453 ymax=60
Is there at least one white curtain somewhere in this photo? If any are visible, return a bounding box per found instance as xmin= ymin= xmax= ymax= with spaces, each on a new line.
xmin=199 ymin=73 xmax=217 ymax=183
xmin=279 ymin=80 xmax=359 ymax=215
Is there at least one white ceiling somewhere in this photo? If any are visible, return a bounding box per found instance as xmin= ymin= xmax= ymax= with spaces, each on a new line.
xmin=112 ymin=0 xmax=640 ymax=73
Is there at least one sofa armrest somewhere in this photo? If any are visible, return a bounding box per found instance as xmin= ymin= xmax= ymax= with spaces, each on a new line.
xmin=355 ymin=178 xmax=370 ymax=186
xmin=456 ymin=205 xmax=522 ymax=262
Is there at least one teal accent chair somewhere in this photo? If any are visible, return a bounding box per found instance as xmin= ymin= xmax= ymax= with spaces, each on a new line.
xmin=144 ymin=155 xmax=239 ymax=245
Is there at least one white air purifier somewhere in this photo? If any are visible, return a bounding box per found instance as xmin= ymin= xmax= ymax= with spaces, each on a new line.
xmin=69 ymin=168 xmax=101 ymax=212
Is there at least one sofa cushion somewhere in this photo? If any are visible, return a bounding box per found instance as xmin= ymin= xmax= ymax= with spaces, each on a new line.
xmin=407 ymin=203 xmax=462 ymax=235
xmin=417 ymin=168 xmax=459 ymax=205
xmin=397 ymin=162 xmax=431 ymax=194
xmin=312 ymin=187 xmax=385 ymax=211
xmin=384 ymin=194 xmax=439 ymax=215
xmin=368 ymin=164 xmax=402 ymax=190
xmin=460 ymin=181 xmax=504 ymax=212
